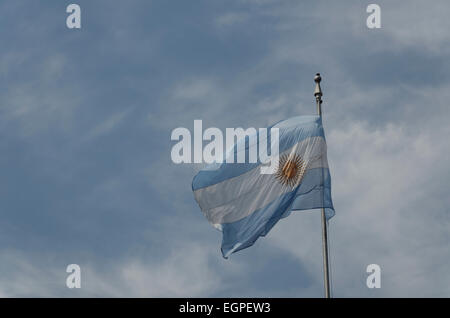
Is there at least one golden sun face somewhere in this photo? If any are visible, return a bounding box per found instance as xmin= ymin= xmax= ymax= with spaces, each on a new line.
xmin=275 ymin=153 xmax=305 ymax=188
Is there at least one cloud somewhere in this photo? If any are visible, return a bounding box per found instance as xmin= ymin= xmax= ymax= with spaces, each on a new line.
xmin=0 ymin=243 xmax=241 ymax=297
xmin=0 ymin=250 xmax=62 ymax=297
xmin=0 ymin=0 xmax=449 ymax=298
xmin=215 ymin=12 xmax=249 ymax=28
xmin=83 ymin=109 xmax=131 ymax=141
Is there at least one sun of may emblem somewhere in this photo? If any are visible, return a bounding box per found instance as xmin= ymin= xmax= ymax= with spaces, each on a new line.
xmin=275 ymin=153 xmax=305 ymax=187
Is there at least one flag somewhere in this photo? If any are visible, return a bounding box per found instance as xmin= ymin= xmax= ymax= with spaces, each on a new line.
xmin=192 ymin=115 xmax=334 ymax=258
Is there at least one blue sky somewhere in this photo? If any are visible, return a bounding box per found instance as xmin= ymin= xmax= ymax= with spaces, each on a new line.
xmin=0 ymin=0 xmax=449 ymax=297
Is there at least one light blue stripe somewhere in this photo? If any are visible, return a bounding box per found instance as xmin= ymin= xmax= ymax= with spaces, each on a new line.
xmin=220 ymin=167 xmax=334 ymax=258
xmin=291 ymin=167 xmax=335 ymax=219
xmin=192 ymin=115 xmax=324 ymax=191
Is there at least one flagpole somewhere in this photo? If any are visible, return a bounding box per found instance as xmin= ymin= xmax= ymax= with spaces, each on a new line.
xmin=314 ymin=73 xmax=331 ymax=298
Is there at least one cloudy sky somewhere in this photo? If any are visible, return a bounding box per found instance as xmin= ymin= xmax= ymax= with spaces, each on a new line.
xmin=0 ymin=0 xmax=449 ymax=297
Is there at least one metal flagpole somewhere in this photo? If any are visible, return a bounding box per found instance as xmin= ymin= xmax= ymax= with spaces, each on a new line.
xmin=314 ymin=73 xmax=331 ymax=298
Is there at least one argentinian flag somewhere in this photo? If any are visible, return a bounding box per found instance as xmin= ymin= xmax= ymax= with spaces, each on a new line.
xmin=192 ymin=115 xmax=334 ymax=258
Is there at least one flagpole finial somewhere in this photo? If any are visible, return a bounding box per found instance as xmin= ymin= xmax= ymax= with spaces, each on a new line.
xmin=314 ymin=72 xmax=321 ymax=83
xmin=314 ymin=73 xmax=323 ymax=116
xmin=314 ymin=73 xmax=322 ymax=99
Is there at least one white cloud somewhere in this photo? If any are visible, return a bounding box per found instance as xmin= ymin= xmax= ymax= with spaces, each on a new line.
xmin=215 ymin=12 xmax=249 ymax=28
xmin=0 ymin=244 xmax=239 ymax=297
xmin=0 ymin=250 xmax=61 ymax=297
xmin=83 ymin=109 xmax=130 ymax=141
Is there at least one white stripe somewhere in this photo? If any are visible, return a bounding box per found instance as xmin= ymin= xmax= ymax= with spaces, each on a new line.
xmin=194 ymin=136 xmax=328 ymax=224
